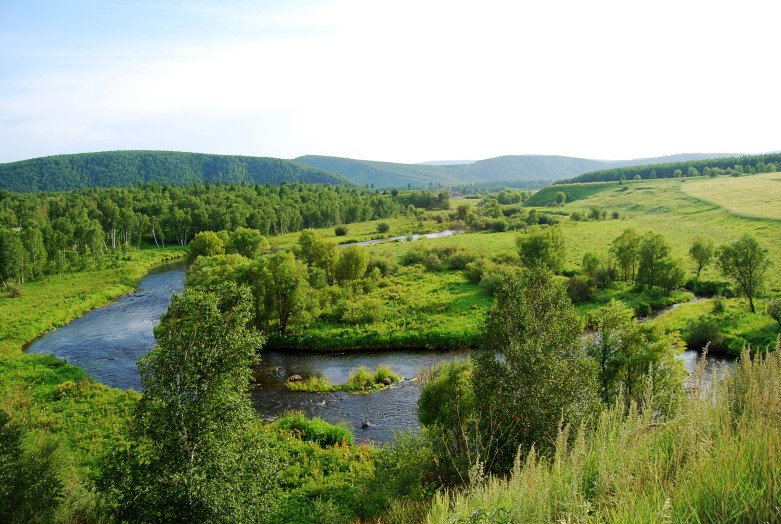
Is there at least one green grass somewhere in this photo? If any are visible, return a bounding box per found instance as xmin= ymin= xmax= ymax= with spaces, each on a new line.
xmin=682 ymin=171 xmax=781 ymax=221
xmin=427 ymin=342 xmax=781 ymax=523
xmin=285 ymin=365 xmax=403 ymax=393
xmin=272 ymin=411 xmax=354 ymax=447
xmin=525 ymin=181 xmax=618 ymax=206
xmin=0 ymin=246 xmax=186 ymax=356
xmin=650 ymin=297 xmax=781 ymax=355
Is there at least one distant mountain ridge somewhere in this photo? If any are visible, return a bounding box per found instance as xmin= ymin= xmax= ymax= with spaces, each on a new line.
xmin=0 ymin=150 xmax=352 ymax=193
xmin=294 ymin=153 xmax=740 ymax=188
xmin=0 ymin=150 xmax=750 ymax=193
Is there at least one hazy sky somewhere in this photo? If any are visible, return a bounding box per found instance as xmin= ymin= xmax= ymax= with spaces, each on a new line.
xmin=1 ymin=0 xmax=780 ymax=163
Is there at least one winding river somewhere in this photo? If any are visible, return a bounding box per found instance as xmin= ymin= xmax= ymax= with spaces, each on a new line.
xmin=26 ymin=262 xmax=734 ymax=444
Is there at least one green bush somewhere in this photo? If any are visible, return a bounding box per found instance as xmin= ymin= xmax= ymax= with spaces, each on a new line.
xmin=367 ymin=254 xmax=398 ymax=276
xmin=274 ymin=412 xmax=353 ymax=447
xmin=685 ymin=315 xmax=725 ymax=351
xmin=346 ymin=366 xmax=375 ymax=390
xmin=377 ymin=222 xmax=391 ymax=234
xmin=566 ymin=275 xmax=593 ymax=303
xmin=334 ymin=226 xmax=348 ymax=236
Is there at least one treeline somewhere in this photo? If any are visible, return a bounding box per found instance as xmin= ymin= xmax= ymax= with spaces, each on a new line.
xmin=0 ymin=150 xmax=352 ymax=192
xmin=562 ymin=153 xmax=781 ymax=183
xmin=0 ymin=183 xmax=416 ymax=286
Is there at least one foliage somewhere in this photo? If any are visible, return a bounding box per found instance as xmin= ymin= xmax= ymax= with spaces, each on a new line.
xmin=689 ymin=236 xmax=714 ymax=279
xmin=0 ymin=150 xmax=352 ymax=192
xmin=335 ymin=245 xmax=368 ymax=282
xmin=0 ymin=411 xmax=64 ymax=524
xmin=428 ymin=343 xmax=781 ymax=523
xmin=334 ymin=225 xmax=348 ymax=236
xmin=562 ymin=151 xmax=781 ymax=183
xmin=717 ymin=234 xmax=771 ymax=313
xmin=587 ymin=299 xmax=685 ymax=411
xmin=768 ymin=299 xmax=781 ymax=330
xmin=187 ymin=230 xmax=225 ymax=262
xmin=636 ymin=232 xmax=684 ymax=292
xmin=98 ymin=283 xmax=278 ymax=523
xmin=273 ymin=412 xmax=353 ymax=447
xmin=377 ymin=222 xmax=391 ymax=233
xmin=516 ymin=226 xmax=565 ymax=273
xmin=473 ymin=268 xmax=598 ymax=470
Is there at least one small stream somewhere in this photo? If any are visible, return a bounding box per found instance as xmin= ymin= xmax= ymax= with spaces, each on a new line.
xmin=338 ymin=229 xmax=463 ymax=248
xmin=25 ymin=262 xmax=735 ymax=444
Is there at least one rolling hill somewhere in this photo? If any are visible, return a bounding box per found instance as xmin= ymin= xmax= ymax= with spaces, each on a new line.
xmin=294 ymin=153 xmax=740 ymax=188
xmin=0 ymin=151 xmax=352 ymax=192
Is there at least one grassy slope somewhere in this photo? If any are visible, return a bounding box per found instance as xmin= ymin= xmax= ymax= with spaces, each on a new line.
xmin=681 ymin=171 xmax=781 ymax=221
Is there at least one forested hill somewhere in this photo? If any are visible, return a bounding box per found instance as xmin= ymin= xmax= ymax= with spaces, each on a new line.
xmin=0 ymin=151 xmax=352 ymax=192
xmin=562 ymin=152 xmax=781 ymax=183
xmin=294 ymin=153 xmax=739 ymax=188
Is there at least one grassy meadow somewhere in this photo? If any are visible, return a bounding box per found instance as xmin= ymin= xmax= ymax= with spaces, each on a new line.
xmin=262 ymin=174 xmax=781 ymax=353
xmin=682 ymin=171 xmax=781 ymax=221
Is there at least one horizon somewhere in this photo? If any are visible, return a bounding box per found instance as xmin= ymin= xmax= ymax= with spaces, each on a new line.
xmin=2 ymin=1 xmax=781 ymax=164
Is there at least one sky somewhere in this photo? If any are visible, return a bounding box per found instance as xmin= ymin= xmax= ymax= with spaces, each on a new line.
xmin=1 ymin=0 xmax=780 ymax=164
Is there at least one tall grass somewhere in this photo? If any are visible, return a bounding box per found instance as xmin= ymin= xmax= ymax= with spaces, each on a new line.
xmin=428 ymin=338 xmax=781 ymax=523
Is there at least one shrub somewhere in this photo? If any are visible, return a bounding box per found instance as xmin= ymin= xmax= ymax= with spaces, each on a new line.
xmin=6 ymin=284 xmax=21 ymax=298
xmin=274 ymin=412 xmax=353 ymax=446
xmin=401 ymin=247 xmax=427 ymax=266
xmin=374 ymin=365 xmax=401 ymax=384
xmin=339 ymin=297 xmax=386 ymax=325
xmin=685 ymin=315 xmax=725 ymax=351
xmin=422 ymin=252 xmax=443 ymax=272
xmin=347 ymin=366 xmax=376 ymax=390
xmin=334 ymin=225 xmax=348 ymax=236
xmin=367 ymin=254 xmax=399 ymax=276
xmin=464 ymin=258 xmax=494 ymax=285
xmin=445 ymin=251 xmax=478 ymax=270
xmin=768 ymin=299 xmax=781 ymax=330
xmin=570 ymin=211 xmax=584 ymax=221
xmin=636 ymin=302 xmax=652 ymax=317
xmin=566 ymin=275 xmax=593 ymax=303
xmin=377 ymin=222 xmax=391 ymax=234
xmin=684 ymin=277 xmax=732 ymax=297
xmin=712 ymin=295 xmax=727 ymax=314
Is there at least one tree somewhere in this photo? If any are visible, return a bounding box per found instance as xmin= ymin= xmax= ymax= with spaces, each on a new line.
xmin=516 ymin=226 xmax=565 ymax=273
xmin=473 ymin=268 xmax=598 ymax=469
xmin=21 ymin=228 xmax=47 ymax=279
xmin=377 ymin=222 xmax=390 ymax=234
xmin=336 ymin=245 xmax=368 ymax=282
xmin=98 ymin=283 xmax=278 ymax=523
xmin=610 ymin=228 xmax=640 ymax=281
xmin=588 ymin=300 xmax=685 ymax=410
xmin=636 ymin=232 xmax=681 ymax=291
xmin=187 ymin=231 xmax=225 ymax=263
xmin=0 ymin=229 xmax=25 ymax=286
xmin=554 ymin=191 xmax=566 ymax=205
xmin=266 ymin=251 xmax=310 ymax=333
xmin=689 ymin=237 xmax=714 ymax=279
xmin=227 ymin=227 xmax=268 ymax=259
xmin=718 ymin=235 xmax=771 ymax=313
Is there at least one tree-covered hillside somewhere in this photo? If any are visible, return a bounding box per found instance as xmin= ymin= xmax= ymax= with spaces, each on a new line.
xmin=295 ymin=154 xmax=741 ymax=188
xmin=563 ymin=153 xmax=781 ymax=183
xmin=0 ymin=151 xmax=352 ymax=192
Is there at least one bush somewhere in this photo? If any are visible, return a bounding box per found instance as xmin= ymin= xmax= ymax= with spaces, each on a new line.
xmin=274 ymin=412 xmax=353 ymax=446
xmin=338 ymin=297 xmax=386 ymax=325
xmin=464 ymin=258 xmax=494 ymax=285
xmin=377 ymin=222 xmax=390 ymax=234
xmin=334 ymin=225 xmax=348 ymax=236
xmin=570 ymin=211 xmax=584 ymax=221
xmin=684 ymin=277 xmax=732 ymax=297
xmin=444 ymin=251 xmax=478 ymax=270
xmin=422 ymin=252 xmax=443 ymax=272
xmin=712 ymin=295 xmax=727 ymax=314
xmin=768 ymin=299 xmax=781 ymax=330
xmin=685 ymin=315 xmax=725 ymax=351
xmin=367 ymin=254 xmax=398 ymax=276
xmin=347 ymin=366 xmax=376 ymax=390
xmin=566 ymin=275 xmax=593 ymax=303
xmin=636 ymin=302 xmax=652 ymax=317
xmin=6 ymin=284 xmax=21 ymax=298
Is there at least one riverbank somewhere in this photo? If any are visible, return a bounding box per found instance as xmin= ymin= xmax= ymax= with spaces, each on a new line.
xmin=0 ymin=246 xmax=185 ymax=356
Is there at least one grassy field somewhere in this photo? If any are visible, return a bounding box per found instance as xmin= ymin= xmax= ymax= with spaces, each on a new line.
xmin=0 ymin=246 xmax=186 ymax=356
xmin=258 ymin=175 xmax=781 ymax=353
xmin=682 ymin=171 xmax=781 ymax=221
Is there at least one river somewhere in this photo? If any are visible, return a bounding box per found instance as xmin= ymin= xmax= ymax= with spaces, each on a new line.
xmin=25 ymin=262 xmax=734 ymax=444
